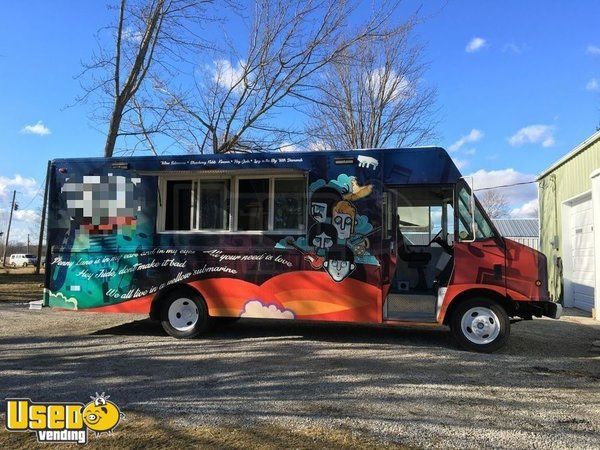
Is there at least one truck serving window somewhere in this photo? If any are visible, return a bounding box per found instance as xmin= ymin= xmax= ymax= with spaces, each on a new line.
xmin=273 ymin=178 xmax=306 ymax=231
xmin=237 ymin=176 xmax=306 ymax=232
xmin=165 ymin=180 xmax=193 ymax=231
xmin=237 ymin=178 xmax=269 ymax=230
xmin=161 ymin=174 xmax=305 ymax=233
xmin=197 ymin=180 xmax=230 ymax=230
xmin=164 ymin=179 xmax=230 ymax=231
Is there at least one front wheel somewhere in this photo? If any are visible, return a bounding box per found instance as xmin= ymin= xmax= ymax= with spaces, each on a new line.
xmin=450 ymin=298 xmax=510 ymax=353
xmin=160 ymin=290 xmax=210 ymax=339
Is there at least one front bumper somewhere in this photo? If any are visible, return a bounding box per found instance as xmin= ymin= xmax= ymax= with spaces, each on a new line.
xmin=512 ymin=300 xmax=562 ymax=320
xmin=536 ymin=301 xmax=562 ymax=319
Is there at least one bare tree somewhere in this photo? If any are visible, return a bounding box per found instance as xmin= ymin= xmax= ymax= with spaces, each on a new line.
xmin=479 ymin=190 xmax=510 ymax=219
xmin=305 ymin=14 xmax=436 ymax=150
xmin=155 ymin=0 xmax=406 ymax=154
xmin=79 ymin=0 xmax=215 ymax=157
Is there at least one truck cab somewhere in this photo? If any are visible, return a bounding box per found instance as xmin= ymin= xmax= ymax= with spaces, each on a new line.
xmin=383 ymin=177 xmax=560 ymax=351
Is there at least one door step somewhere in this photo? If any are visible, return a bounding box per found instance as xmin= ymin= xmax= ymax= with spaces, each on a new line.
xmin=384 ymin=293 xmax=437 ymax=322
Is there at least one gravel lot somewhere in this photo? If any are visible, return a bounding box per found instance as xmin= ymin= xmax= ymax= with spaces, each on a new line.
xmin=1 ymin=303 xmax=599 ymax=449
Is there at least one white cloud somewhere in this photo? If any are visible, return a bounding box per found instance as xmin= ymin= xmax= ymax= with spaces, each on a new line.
xmin=279 ymin=142 xmax=298 ymax=152
xmin=13 ymin=209 xmax=39 ymax=223
xmin=587 ymin=45 xmax=600 ymax=56
xmin=502 ymin=43 xmax=524 ymax=54
xmin=508 ymin=124 xmax=555 ymax=148
xmin=510 ymin=199 xmax=538 ymax=218
xmin=452 ymin=157 xmax=469 ymax=170
xmin=448 ymin=129 xmax=484 ymax=152
xmin=20 ymin=121 xmax=51 ymax=136
xmin=466 ymin=37 xmax=487 ymax=53
xmin=308 ymin=140 xmax=328 ymax=152
xmin=365 ymin=67 xmax=412 ymax=101
xmin=241 ymin=300 xmax=295 ymax=319
xmin=468 ymin=168 xmax=536 ymax=205
xmin=123 ymin=27 xmax=143 ymax=43
xmin=586 ymin=78 xmax=600 ymax=92
xmin=464 ymin=148 xmax=477 ymax=156
xmin=0 ymin=175 xmax=38 ymax=198
xmin=0 ymin=207 xmax=39 ymax=246
xmin=213 ymin=59 xmax=247 ymax=91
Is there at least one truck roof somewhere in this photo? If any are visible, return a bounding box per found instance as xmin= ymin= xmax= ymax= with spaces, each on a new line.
xmin=50 ymin=147 xmax=462 ymax=186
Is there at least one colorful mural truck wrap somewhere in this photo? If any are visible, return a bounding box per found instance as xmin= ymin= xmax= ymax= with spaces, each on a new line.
xmin=44 ymin=148 xmax=561 ymax=352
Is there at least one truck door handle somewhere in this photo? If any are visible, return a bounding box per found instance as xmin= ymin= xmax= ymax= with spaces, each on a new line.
xmin=493 ymin=264 xmax=503 ymax=279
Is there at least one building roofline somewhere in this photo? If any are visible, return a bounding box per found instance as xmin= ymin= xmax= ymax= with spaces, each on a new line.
xmin=537 ymin=129 xmax=600 ymax=180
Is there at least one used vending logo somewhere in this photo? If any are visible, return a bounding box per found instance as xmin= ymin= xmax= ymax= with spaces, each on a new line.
xmin=5 ymin=392 xmax=123 ymax=444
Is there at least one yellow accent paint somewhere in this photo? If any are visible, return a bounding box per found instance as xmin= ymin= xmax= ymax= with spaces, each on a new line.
xmin=209 ymin=307 xmax=241 ymax=316
xmin=276 ymin=289 xmax=367 ymax=307
xmin=282 ymin=300 xmax=354 ymax=315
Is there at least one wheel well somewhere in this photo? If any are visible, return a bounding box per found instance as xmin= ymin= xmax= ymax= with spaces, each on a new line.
xmin=149 ymin=283 xmax=204 ymax=321
xmin=443 ymin=289 xmax=509 ymax=325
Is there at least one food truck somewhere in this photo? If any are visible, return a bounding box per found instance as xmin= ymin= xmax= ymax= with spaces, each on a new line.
xmin=44 ymin=147 xmax=561 ymax=352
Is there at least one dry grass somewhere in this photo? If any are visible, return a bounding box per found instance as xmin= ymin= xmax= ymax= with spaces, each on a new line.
xmin=0 ymin=268 xmax=44 ymax=302
xmin=0 ymin=412 xmax=406 ymax=449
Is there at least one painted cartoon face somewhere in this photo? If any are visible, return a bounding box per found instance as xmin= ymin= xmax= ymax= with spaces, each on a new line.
xmin=333 ymin=212 xmax=354 ymax=239
xmin=311 ymin=202 xmax=328 ymax=222
xmin=312 ymin=232 xmax=335 ymax=250
xmin=325 ymin=259 xmax=355 ymax=282
xmin=82 ymin=401 xmax=121 ymax=433
xmin=310 ymin=187 xmax=342 ymax=223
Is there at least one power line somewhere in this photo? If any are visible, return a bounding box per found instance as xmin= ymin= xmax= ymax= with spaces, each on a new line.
xmin=473 ymin=180 xmax=537 ymax=192
xmin=19 ymin=184 xmax=45 ymax=210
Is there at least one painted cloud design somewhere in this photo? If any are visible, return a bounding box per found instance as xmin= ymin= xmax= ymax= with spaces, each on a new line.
xmin=240 ymin=300 xmax=295 ymax=319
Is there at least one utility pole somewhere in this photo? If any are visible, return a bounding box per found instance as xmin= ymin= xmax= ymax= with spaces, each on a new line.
xmin=36 ymin=161 xmax=51 ymax=275
xmin=2 ymin=190 xmax=16 ymax=266
xmin=27 ymin=234 xmax=30 ymax=254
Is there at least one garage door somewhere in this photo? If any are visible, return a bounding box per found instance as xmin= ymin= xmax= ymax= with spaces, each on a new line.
xmin=569 ymin=195 xmax=595 ymax=312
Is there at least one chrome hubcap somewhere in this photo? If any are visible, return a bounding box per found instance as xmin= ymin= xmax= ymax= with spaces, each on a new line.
xmin=168 ymin=298 xmax=199 ymax=331
xmin=460 ymin=306 xmax=500 ymax=345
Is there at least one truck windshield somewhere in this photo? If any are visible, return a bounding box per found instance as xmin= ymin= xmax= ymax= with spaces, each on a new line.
xmin=456 ymin=183 xmax=496 ymax=241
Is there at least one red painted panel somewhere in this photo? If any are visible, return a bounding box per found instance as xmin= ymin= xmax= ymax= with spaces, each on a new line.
xmin=438 ymin=283 xmax=507 ymax=323
xmin=505 ymin=239 xmax=549 ymax=301
xmin=452 ymin=239 xmax=506 ymax=292
xmin=86 ymin=294 xmax=153 ymax=313
xmin=85 ymin=271 xmax=381 ymax=323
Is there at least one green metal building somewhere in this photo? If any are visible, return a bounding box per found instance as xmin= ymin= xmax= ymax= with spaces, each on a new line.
xmin=538 ymin=129 xmax=600 ymax=318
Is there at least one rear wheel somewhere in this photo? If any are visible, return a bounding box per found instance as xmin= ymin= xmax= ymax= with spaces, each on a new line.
xmin=160 ymin=290 xmax=210 ymax=339
xmin=450 ymin=298 xmax=510 ymax=353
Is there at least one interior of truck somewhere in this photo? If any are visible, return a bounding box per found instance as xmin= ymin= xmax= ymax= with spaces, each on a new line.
xmin=384 ymin=186 xmax=455 ymax=321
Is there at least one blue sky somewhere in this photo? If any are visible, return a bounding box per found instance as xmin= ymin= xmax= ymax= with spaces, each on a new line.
xmin=1 ymin=0 xmax=599 ymax=242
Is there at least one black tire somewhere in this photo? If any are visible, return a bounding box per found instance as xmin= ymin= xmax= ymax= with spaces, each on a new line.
xmin=450 ymin=298 xmax=510 ymax=353
xmin=160 ymin=290 xmax=211 ymax=339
